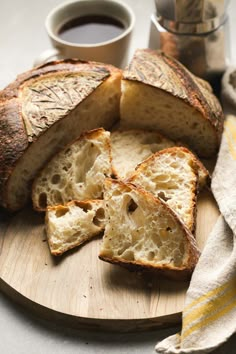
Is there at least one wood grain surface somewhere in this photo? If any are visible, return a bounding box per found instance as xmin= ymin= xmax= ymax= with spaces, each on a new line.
xmin=0 ymin=188 xmax=219 ymax=331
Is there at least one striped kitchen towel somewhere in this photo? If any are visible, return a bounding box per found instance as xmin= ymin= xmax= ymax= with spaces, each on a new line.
xmin=156 ymin=115 xmax=236 ymax=354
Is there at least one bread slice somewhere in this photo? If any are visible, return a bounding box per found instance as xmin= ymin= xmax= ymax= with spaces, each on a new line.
xmin=0 ymin=59 xmax=121 ymax=211
xmin=110 ymin=128 xmax=209 ymax=188
xmin=127 ymin=147 xmax=206 ymax=233
xmin=120 ymin=49 xmax=224 ymax=157
xmin=99 ymin=179 xmax=200 ymax=279
xmin=46 ymin=200 xmax=105 ymax=256
xmin=32 ymin=128 xmax=112 ymax=210
xmin=110 ymin=129 xmax=175 ymax=179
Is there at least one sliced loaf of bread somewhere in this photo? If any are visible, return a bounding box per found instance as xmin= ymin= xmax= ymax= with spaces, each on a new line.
xmin=32 ymin=128 xmax=112 ymax=210
xmin=99 ymin=179 xmax=200 ymax=279
xmin=0 ymin=59 xmax=121 ymax=211
xmin=46 ymin=199 xmax=105 ymax=256
xmin=120 ymin=49 xmax=224 ymax=157
xmin=110 ymin=129 xmax=175 ymax=179
xmin=127 ymin=147 xmax=207 ymax=233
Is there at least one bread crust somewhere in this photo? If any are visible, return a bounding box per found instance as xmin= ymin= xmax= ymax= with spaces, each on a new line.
xmin=0 ymin=99 xmax=28 ymax=206
xmin=123 ymin=49 xmax=224 ymax=147
xmin=0 ymin=59 xmax=119 ymax=102
xmin=98 ymin=255 xmax=196 ymax=281
xmin=0 ymin=59 xmax=121 ymax=210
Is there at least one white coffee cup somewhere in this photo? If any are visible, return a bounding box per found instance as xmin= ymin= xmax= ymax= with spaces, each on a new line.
xmin=35 ymin=0 xmax=135 ymax=68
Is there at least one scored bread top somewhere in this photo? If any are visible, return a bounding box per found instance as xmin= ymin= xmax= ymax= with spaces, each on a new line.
xmin=99 ymin=178 xmax=200 ymax=278
xmin=121 ymin=49 xmax=224 ymax=158
xmin=122 ymin=49 xmax=224 ymax=155
xmin=0 ymin=59 xmax=120 ymax=142
xmin=0 ymin=59 xmax=121 ymax=211
xmin=0 ymin=59 xmax=119 ymax=101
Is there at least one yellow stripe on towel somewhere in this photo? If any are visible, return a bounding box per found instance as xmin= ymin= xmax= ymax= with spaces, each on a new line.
xmin=182 ymin=295 xmax=236 ymax=340
xmin=181 ymin=277 xmax=236 ymax=340
xmin=224 ymin=118 xmax=236 ymax=161
xmin=183 ymin=278 xmax=235 ymax=314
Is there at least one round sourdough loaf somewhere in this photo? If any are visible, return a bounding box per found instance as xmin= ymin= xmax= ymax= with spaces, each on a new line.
xmin=0 ymin=52 xmax=224 ymax=212
xmin=120 ymin=49 xmax=224 ymax=158
xmin=0 ymin=59 xmax=121 ymax=211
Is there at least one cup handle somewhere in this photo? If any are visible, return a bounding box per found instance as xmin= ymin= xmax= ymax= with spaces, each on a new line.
xmin=33 ymin=48 xmax=62 ymax=67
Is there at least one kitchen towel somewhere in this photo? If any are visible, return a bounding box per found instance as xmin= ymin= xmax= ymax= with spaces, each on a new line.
xmin=155 ymin=115 xmax=236 ymax=354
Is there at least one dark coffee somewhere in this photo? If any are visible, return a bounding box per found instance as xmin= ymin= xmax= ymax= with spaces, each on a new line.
xmin=58 ymin=15 xmax=125 ymax=44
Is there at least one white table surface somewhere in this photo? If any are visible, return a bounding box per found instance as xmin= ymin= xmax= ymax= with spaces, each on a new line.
xmin=1 ymin=1 xmax=236 ymax=353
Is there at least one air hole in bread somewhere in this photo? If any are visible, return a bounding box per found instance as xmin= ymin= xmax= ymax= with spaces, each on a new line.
xmin=170 ymin=162 xmax=178 ymax=168
xmin=166 ymin=226 xmax=172 ymax=232
xmin=51 ymin=174 xmax=61 ymax=184
xmin=127 ymin=198 xmax=138 ymax=213
xmin=122 ymin=250 xmax=135 ymax=261
xmin=154 ymin=174 xmax=170 ymax=182
xmin=176 ymin=152 xmax=185 ymax=158
xmin=93 ymin=207 xmax=105 ymax=227
xmin=157 ymin=191 xmax=170 ymax=202
xmin=117 ymin=249 xmax=123 ymax=256
xmin=55 ymin=208 xmax=69 ymax=217
xmin=38 ymin=193 xmax=47 ymax=209
xmin=147 ymin=251 xmax=155 ymax=260
xmin=64 ymin=148 xmax=72 ymax=156
xmin=79 ymin=203 xmax=92 ymax=213
xmin=62 ymin=163 xmax=72 ymax=172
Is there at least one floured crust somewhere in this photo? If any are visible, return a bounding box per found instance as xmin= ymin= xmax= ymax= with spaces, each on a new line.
xmin=123 ymin=49 xmax=223 ymax=138
xmin=0 ymin=99 xmax=28 ymax=205
xmin=0 ymin=59 xmax=120 ymax=103
xmin=121 ymin=49 xmax=224 ymax=157
xmin=0 ymin=59 xmax=120 ymax=142
xmin=0 ymin=59 xmax=121 ymax=210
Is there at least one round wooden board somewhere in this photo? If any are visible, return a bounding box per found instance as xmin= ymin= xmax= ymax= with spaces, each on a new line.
xmin=0 ymin=189 xmax=219 ymax=332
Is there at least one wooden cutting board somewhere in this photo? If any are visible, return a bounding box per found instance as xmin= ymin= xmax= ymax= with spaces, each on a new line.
xmin=0 ymin=188 xmax=219 ymax=332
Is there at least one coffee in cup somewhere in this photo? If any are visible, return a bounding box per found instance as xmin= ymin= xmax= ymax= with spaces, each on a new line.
xmin=35 ymin=0 xmax=135 ymax=68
